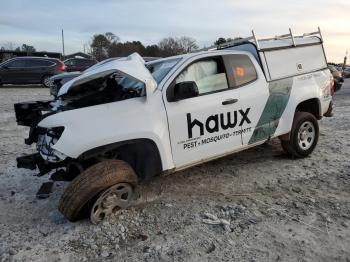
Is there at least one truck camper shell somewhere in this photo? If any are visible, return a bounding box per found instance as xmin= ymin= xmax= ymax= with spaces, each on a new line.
xmin=207 ymin=27 xmax=328 ymax=81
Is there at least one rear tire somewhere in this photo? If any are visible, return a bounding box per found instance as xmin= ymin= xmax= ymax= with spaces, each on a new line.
xmin=281 ymin=112 xmax=319 ymax=158
xmin=41 ymin=75 xmax=53 ymax=88
xmin=58 ymin=160 xmax=138 ymax=222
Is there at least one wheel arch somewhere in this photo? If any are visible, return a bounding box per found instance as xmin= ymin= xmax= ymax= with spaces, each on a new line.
xmin=279 ymin=98 xmax=321 ymax=141
xmin=78 ymin=138 xmax=163 ymax=180
xmin=295 ymin=98 xmax=322 ymax=120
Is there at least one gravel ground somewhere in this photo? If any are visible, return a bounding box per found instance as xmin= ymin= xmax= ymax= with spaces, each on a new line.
xmin=0 ymin=82 xmax=349 ymax=262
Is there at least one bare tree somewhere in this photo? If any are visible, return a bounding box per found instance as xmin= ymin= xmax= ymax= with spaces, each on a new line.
xmin=1 ymin=42 xmax=17 ymax=51
xmin=179 ymin=37 xmax=198 ymax=53
xmin=21 ymin=44 xmax=36 ymax=54
xmin=158 ymin=37 xmax=182 ymax=56
xmin=158 ymin=36 xmax=199 ymax=56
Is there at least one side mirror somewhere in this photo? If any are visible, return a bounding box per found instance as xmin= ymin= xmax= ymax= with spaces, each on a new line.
xmin=170 ymin=81 xmax=199 ymax=102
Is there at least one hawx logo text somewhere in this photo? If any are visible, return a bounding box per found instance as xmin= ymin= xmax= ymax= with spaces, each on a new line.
xmin=186 ymin=108 xmax=251 ymax=139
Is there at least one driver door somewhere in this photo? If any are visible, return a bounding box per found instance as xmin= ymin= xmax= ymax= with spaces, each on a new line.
xmin=164 ymin=56 xmax=245 ymax=168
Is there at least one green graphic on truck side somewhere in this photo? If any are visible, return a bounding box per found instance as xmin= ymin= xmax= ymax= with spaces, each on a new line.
xmin=248 ymin=78 xmax=293 ymax=144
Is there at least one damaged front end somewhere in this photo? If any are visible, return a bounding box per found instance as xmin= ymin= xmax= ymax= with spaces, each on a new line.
xmin=14 ymin=53 xmax=159 ymax=178
xmin=15 ymin=100 xmax=68 ymax=176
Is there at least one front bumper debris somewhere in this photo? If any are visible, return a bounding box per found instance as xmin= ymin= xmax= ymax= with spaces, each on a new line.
xmin=14 ymin=100 xmax=51 ymax=127
xmin=16 ymin=153 xmax=65 ymax=176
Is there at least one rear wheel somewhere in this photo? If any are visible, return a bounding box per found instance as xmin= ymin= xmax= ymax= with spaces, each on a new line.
xmin=41 ymin=75 xmax=53 ymax=88
xmin=281 ymin=112 xmax=319 ymax=158
xmin=58 ymin=160 xmax=138 ymax=223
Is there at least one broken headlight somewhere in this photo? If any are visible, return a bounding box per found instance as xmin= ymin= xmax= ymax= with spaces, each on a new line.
xmin=37 ymin=127 xmax=66 ymax=162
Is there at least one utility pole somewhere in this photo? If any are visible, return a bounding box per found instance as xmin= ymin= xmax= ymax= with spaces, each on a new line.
xmin=61 ymin=29 xmax=65 ymax=60
xmin=343 ymin=50 xmax=348 ymax=70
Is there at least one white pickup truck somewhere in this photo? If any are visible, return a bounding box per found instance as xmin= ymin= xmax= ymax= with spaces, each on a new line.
xmin=15 ymin=28 xmax=334 ymax=223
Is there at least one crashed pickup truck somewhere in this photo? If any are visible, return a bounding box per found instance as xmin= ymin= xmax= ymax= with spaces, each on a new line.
xmin=15 ymin=28 xmax=334 ymax=223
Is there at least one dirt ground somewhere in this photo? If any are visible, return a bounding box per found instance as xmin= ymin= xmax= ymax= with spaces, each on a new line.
xmin=0 ymin=82 xmax=349 ymax=262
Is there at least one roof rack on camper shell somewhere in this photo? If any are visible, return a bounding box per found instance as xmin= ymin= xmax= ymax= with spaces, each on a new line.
xmin=211 ymin=27 xmax=324 ymax=51
xmin=200 ymin=27 xmax=328 ymax=82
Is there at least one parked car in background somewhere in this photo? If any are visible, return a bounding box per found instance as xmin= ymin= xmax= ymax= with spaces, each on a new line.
xmin=342 ymin=66 xmax=350 ymax=78
xmin=0 ymin=57 xmax=65 ymax=87
xmin=64 ymin=58 xmax=97 ymax=72
xmin=50 ymin=57 xmax=160 ymax=97
xmin=328 ymin=65 xmax=344 ymax=92
xmin=335 ymin=65 xmax=343 ymax=72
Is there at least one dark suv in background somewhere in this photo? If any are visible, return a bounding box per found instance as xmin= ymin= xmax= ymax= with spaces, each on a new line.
xmin=0 ymin=57 xmax=65 ymax=87
xmin=64 ymin=58 xmax=97 ymax=72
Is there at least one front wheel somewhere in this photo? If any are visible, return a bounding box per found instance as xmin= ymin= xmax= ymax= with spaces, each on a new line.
xmin=281 ymin=112 xmax=319 ymax=158
xmin=41 ymin=75 xmax=53 ymax=88
xmin=58 ymin=160 xmax=138 ymax=223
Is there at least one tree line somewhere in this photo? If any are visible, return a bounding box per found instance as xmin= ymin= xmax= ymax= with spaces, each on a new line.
xmin=0 ymin=42 xmax=36 ymax=53
xmin=0 ymin=34 xmax=240 ymax=61
xmin=89 ymin=33 xmax=246 ymax=60
xmin=89 ymin=32 xmax=201 ymax=61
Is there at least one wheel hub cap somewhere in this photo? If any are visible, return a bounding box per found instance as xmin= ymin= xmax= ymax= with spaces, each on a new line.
xmin=90 ymin=183 xmax=133 ymax=224
xmin=297 ymin=121 xmax=315 ymax=150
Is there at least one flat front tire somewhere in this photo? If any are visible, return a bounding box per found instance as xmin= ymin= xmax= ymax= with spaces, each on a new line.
xmin=281 ymin=111 xmax=319 ymax=158
xmin=58 ymin=160 xmax=138 ymax=222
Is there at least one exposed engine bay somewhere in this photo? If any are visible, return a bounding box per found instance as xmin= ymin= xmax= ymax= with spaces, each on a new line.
xmin=15 ymin=72 xmax=146 ymax=177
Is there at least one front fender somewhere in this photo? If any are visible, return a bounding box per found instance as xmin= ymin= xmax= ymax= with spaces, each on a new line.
xmin=38 ymin=94 xmax=174 ymax=171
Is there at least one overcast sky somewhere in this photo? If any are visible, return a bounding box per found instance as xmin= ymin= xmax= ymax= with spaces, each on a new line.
xmin=1 ymin=0 xmax=349 ymax=62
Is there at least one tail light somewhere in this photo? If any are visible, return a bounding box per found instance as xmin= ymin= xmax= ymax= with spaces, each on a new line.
xmin=58 ymin=62 xmax=65 ymax=71
xmin=330 ymin=76 xmax=335 ymax=96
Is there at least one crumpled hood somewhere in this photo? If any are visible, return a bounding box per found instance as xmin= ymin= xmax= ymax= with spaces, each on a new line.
xmin=51 ymin=71 xmax=82 ymax=81
xmin=58 ymin=53 xmax=157 ymax=97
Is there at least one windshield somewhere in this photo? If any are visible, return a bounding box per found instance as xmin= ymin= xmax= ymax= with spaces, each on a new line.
xmin=147 ymin=58 xmax=181 ymax=84
xmin=115 ymin=57 xmax=181 ymax=92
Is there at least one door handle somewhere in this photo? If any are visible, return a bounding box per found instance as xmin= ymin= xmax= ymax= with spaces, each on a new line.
xmin=222 ymin=98 xmax=238 ymax=105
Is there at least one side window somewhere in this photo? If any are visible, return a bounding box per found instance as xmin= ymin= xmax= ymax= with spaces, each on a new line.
xmin=41 ymin=60 xmax=55 ymax=66
xmin=6 ymin=59 xmax=26 ymax=68
xmin=64 ymin=60 xmax=75 ymax=66
xmin=175 ymin=57 xmax=228 ymax=95
xmin=82 ymin=60 xmax=92 ymax=66
xmin=224 ymin=54 xmax=257 ymax=87
xmin=26 ymin=59 xmax=45 ymax=67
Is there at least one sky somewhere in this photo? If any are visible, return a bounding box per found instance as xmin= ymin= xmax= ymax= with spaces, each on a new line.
xmin=0 ymin=0 xmax=349 ymax=62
